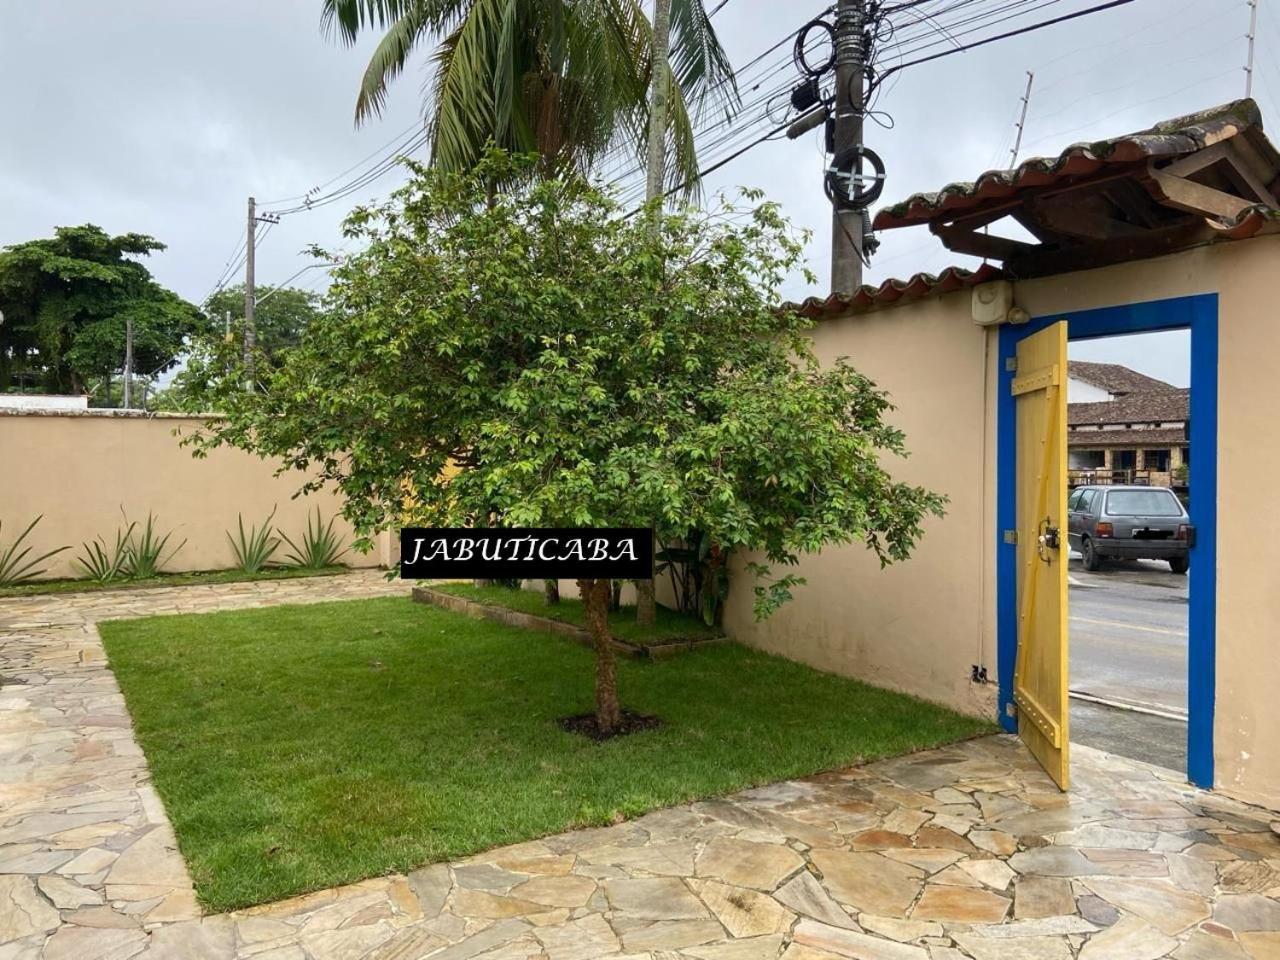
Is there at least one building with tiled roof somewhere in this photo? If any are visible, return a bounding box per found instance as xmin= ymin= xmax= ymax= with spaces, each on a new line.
xmin=1067 ymin=360 xmax=1181 ymax=400
xmin=1066 ymin=365 xmax=1188 ymax=487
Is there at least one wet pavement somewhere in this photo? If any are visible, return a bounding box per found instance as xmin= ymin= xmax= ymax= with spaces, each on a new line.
xmin=3 ymin=572 xmax=1279 ymax=959
xmin=1069 ymin=556 xmax=1191 ymax=775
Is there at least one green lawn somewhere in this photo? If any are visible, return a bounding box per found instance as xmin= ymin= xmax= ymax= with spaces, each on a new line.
xmin=0 ymin=565 xmax=349 ymax=599
xmin=101 ymin=597 xmax=994 ymax=912
xmin=433 ymin=581 xmax=720 ymax=645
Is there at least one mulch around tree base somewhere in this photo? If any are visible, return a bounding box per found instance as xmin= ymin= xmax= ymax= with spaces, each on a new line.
xmin=558 ymin=710 xmax=663 ymax=741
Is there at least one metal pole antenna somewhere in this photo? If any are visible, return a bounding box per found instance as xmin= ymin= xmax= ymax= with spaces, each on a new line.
xmin=831 ymin=0 xmax=867 ymax=294
xmin=1246 ymin=0 xmax=1258 ymax=97
xmin=244 ymin=196 xmax=256 ymax=391
xmin=1010 ymin=71 xmax=1035 ymax=166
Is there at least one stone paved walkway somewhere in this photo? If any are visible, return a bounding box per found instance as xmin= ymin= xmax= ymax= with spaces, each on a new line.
xmin=3 ymin=574 xmax=1279 ymax=959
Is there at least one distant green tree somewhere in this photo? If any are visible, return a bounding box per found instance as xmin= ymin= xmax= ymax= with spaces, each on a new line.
xmin=159 ymin=284 xmax=328 ymax=411
xmin=0 ymin=225 xmax=200 ymax=400
xmin=204 ymin=284 xmax=324 ymax=361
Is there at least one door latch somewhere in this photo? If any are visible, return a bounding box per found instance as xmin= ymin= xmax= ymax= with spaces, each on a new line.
xmin=1037 ymin=517 xmax=1060 ymax=561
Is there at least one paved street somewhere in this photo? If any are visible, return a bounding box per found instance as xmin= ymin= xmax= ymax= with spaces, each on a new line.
xmin=1068 ymin=555 xmax=1190 ymax=773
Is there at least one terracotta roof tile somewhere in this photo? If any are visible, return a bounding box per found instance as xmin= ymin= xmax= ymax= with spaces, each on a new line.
xmin=787 ymin=263 xmax=1003 ymax=319
xmin=1068 ymin=361 xmax=1178 ymax=395
xmin=873 ymin=99 xmax=1279 ymax=231
xmin=1069 ymin=389 xmax=1189 ymax=426
xmin=1068 ymin=426 xmax=1188 ymax=447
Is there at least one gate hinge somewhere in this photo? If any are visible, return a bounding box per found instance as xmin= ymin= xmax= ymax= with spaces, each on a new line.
xmin=1004 ymin=357 xmax=1018 ymax=372
xmin=1003 ymin=529 xmax=1018 ymax=545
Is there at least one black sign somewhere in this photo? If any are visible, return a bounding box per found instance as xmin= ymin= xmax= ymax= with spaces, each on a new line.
xmin=400 ymin=528 xmax=653 ymax=580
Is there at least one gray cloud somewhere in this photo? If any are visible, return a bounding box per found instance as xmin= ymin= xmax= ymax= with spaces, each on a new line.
xmin=1 ymin=0 xmax=1261 ymax=384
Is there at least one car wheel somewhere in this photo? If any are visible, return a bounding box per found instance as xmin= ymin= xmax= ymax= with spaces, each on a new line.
xmin=1169 ymin=556 xmax=1189 ymax=575
xmin=1082 ymin=537 xmax=1102 ymax=571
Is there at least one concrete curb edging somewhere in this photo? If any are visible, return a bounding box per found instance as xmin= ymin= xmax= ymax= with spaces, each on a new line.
xmin=410 ymin=585 xmax=728 ymax=661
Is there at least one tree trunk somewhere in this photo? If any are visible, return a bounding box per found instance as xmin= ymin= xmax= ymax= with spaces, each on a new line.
xmin=578 ymin=578 xmax=621 ymax=735
xmin=610 ymin=579 xmax=623 ymax=612
xmin=635 ymin=579 xmax=655 ymax=624
xmin=543 ymin=579 xmax=560 ymax=605
xmin=644 ymin=0 xmax=674 ymax=210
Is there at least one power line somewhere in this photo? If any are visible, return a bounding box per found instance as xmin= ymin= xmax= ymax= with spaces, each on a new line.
xmin=869 ymin=0 xmax=1146 ymax=94
xmin=262 ymin=127 xmax=430 ymax=217
xmin=594 ymin=8 xmax=835 ymax=187
xmin=1019 ymin=65 xmax=1238 ymax=151
xmin=256 ymin=119 xmax=426 ymax=207
xmin=878 ymin=0 xmax=1074 ymax=62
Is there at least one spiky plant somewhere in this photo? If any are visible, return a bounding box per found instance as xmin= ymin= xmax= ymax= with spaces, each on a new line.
xmin=279 ymin=508 xmax=348 ymax=570
xmin=0 ymin=516 xmax=70 ymax=587
xmin=125 ymin=512 xmax=187 ymax=580
xmin=227 ymin=508 xmax=281 ymax=574
xmin=75 ymin=522 xmax=136 ymax=585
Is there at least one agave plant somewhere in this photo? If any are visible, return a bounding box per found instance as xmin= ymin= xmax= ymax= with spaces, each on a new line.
xmin=227 ymin=508 xmax=280 ymax=574
xmin=0 ymin=516 xmax=70 ymax=587
xmin=125 ymin=512 xmax=187 ymax=580
xmin=279 ymin=508 xmax=348 ymax=570
xmin=76 ymin=522 xmax=136 ymax=585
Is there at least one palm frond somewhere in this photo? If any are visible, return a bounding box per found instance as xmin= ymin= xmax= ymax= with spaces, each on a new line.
xmin=321 ymin=0 xmax=425 ymax=44
xmin=326 ymin=0 xmax=739 ymax=187
xmin=354 ymin=7 xmax=433 ymax=124
xmin=668 ymin=0 xmax=740 ymax=123
xmin=426 ymin=0 xmax=509 ymax=171
xmin=659 ymin=69 xmax=702 ymax=199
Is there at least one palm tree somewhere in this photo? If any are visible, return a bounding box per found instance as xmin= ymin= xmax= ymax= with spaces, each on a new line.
xmin=320 ymin=0 xmax=737 ymax=191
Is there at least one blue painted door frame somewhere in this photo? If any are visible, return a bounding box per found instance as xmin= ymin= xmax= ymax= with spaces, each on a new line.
xmin=996 ymin=294 xmax=1218 ymax=789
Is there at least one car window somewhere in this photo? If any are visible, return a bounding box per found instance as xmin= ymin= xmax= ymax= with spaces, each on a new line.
xmin=1078 ymin=489 xmax=1095 ymax=512
xmin=1105 ymin=489 xmax=1184 ymax=517
xmin=1067 ymin=489 xmax=1083 ymax=511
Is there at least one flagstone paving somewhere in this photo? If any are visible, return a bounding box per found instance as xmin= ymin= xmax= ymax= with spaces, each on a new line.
xmin=3 ymin=574 xmax=1279 ymax=958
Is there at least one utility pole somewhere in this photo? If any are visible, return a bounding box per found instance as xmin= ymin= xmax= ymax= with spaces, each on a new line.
xmin=1246 ymin=0 xmax=1258 ymax=97
xmin=244 ymin=196 xmax=257 ymax=391
xmin=1010 ymin=71 xmax=1035 ymax=166
xmin=123 ymin=315 xmax=134 ymax=409
xmin=636 ymin=0 xmax=674 ymax=627
xmin=831 ymin=0 xmax=867 ymax=294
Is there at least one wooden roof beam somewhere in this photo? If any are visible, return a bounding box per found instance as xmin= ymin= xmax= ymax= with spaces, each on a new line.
xmin=930 ymin=221 xmax=1039 ymax=261
xmin=1027 ymin=200 xmax=1149 ymax=242
xmin=1145 ymin=160 xmax=1256 ymax=221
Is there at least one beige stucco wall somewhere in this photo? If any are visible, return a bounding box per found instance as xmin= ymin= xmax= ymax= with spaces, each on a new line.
xmin=720 ymin=291 xmax=1002 ymax=720
xmin=724 ymin=231 xmax=1279 ymax=809
xmin=0 ymin=412 xmax=382 ymax=579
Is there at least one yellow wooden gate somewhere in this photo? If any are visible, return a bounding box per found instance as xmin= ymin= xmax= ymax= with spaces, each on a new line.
xmin=1012 ymin=321 xmax=1070 ymax=789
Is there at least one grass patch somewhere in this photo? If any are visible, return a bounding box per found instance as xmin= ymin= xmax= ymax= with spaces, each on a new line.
xmin=0 ymin=565 xmax=350 ymax=599
xmin=101 ymin=597 xmax=995 ymax=912
xmin=434 ymin=582 xmax=719 ymax=646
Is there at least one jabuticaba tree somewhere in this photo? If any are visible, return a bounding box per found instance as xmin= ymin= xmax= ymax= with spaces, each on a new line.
xmin=192 ymin=152 xmax=946 ymax=737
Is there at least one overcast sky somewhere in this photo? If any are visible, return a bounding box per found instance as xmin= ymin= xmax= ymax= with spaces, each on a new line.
xmin=3 ymin=0 xmax=1265 ymax=387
